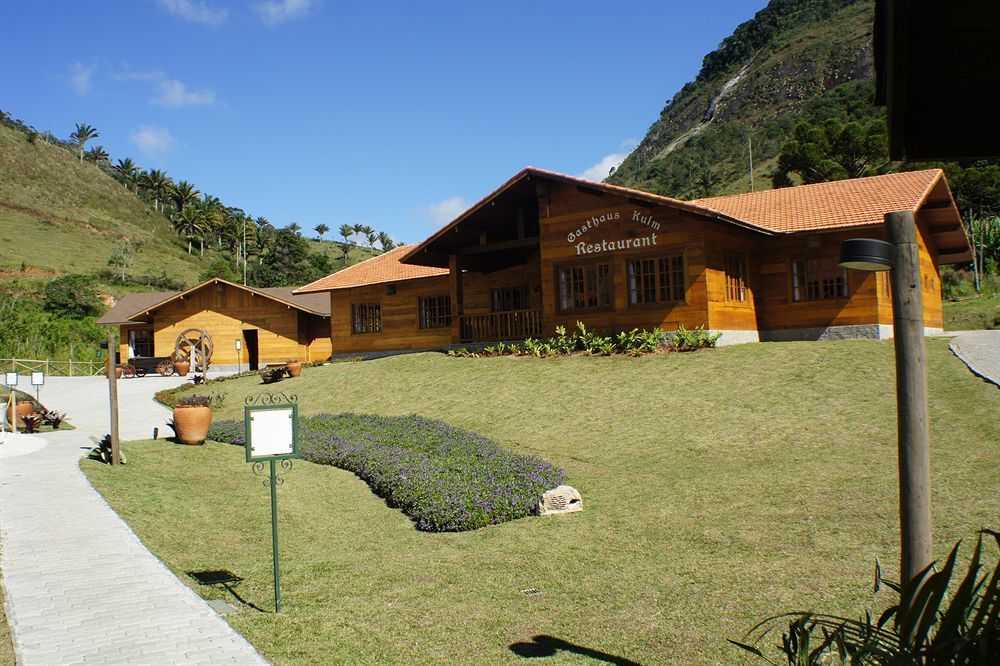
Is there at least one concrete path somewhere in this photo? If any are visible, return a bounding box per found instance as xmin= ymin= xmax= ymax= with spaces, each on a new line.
xmin=1 ymin=375 xmax=268 ymax=665
xmin=949 ymin=330 xmax=1000 ymax=387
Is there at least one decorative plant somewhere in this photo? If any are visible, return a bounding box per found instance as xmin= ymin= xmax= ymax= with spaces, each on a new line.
xmin=260 ymin=367 xmax=286 ymax=384
xmin=666 ymin=325 xmax=721 ymax=351
xmin=175 ymin=394 xmax=212 ymax=408
xmin=42 ymin=410 xmax=66 ymax=429
xmin=89 ymin=434 xmax=126 ymax=465
xmin=731 ymin=530 xmax=1000 ymax=665
xmin=20 ymin=412 xmax=44 ymax=433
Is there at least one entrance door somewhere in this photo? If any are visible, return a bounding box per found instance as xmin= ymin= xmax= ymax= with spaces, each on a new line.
xmin=243 ymin=330 xmax=259 ymax=370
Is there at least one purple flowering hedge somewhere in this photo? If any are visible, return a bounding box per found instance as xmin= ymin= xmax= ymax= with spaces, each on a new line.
xmin=207 ymin=413 xmax=566 ymax=532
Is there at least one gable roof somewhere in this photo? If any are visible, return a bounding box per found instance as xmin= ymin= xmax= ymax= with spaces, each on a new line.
xmin=294 ymin=245 xmax=449 ymax=293
xmin=691 ymin=169 xmax=945 ymax=233
xmin=96 ymin=278 xmax=331 ymax=325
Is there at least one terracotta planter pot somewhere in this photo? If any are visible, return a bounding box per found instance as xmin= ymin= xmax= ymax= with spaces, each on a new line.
xmin=114 ymin=366 xmax=123 ymax=379
xmin=172 ymin=405 xmax=212 ymax=445
xmin=6 ymin=401 xmax=35 ymax=427
xmin=174 ymin=361 xmax=191 ymax=376
xmin=286 ymin=361 xmax=302 ymax=378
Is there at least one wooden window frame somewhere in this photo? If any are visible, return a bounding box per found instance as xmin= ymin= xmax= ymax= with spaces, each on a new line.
xmin=351 ymin=302 xmax=382 ymax=334
xmin=789 ymin=257 xmax=850 ymax=303
xmin=490 ymin=286 xmax=531 ymax=313
xmin=626 ymin=253 xmax=686 ymax=307
xmin=724 ymin=254 xmax=749 ymax=304
xmin=555 ymin=260 xmax=613 ymax=314
xmin=418 ymin=294 xmax=452 ymax=329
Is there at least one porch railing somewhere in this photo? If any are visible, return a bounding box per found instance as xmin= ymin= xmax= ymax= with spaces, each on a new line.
xmin=459 ymin=310 xmax=542 ymax=343
xmin=0 ymin=358 xmax=105 ymax=377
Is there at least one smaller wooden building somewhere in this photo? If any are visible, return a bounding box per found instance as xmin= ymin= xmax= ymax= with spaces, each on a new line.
xmin=297 ymin=168 xmax=970 ymax=356
xmin=97 ymin=278 xmax=332 ymax=369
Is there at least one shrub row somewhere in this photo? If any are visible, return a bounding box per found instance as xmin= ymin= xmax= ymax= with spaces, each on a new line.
xmin=207 ymin=413 xmax=566 ymax=532
xmin=448 ymin=322 xmax=722 ymax=358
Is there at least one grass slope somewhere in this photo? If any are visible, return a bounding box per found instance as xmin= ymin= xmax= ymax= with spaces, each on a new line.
xmin=943 ymin=295 xmax=1000 ymax=331
xmin=83 ymin=339 xmax=998 ymax=664
xmin=0 ymin=124 xmax=210 ymax=284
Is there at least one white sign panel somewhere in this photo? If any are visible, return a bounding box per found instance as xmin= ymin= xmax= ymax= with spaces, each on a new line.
xmin=246 ymin=405 xmax=298 ymax=461
xmin=4 ymin=372 xmax=17 ymax=387
xmin=31 ymin=372 xmax=44 ymax=386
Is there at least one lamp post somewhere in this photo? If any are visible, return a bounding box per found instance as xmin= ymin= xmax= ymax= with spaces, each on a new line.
xmin=839 ymin=210 xmax=932 ymax=586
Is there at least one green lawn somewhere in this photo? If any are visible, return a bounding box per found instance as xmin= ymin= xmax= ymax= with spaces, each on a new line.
xmin=943 ymin=294 xmax=1000 ymax=331
xmin=83 ymin=339 xmax=1000 ymax=664
xmin=0 ymin=551 xmax=14 ymax=666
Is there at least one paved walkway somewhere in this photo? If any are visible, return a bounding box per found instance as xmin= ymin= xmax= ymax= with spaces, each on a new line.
xmin=1 ymin=375 xmax=268 ymax=665
xmin=949 ymin=330 xmax=1000 ymax=387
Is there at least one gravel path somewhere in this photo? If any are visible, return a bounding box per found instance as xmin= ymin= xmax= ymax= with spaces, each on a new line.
xmin=1 ymin=375 xmax=268 ymax=665
xmin=949 ymin=330 xmax=1000 ymax=387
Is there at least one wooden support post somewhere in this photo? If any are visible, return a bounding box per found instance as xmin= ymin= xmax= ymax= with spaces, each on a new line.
xmin=106 ymin=329 xmax=121 ymax=466
xmin=449 ymin=255 xmax=464 ymax=345
xmin=886 ymin=210 xmax=932 ymax=585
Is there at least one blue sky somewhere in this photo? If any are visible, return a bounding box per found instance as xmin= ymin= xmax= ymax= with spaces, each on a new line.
xmin=0 ymin=0 xmax=767 ymax=243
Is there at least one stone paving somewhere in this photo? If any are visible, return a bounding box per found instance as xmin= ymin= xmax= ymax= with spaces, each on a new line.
xmin=1 ymin=375 xmax=268 ymax=665
xmin=949 ymin=329 xmax=1000 ymax=387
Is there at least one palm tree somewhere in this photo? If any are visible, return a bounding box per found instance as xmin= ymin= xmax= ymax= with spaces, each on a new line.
xmin=170 ymin=181 xmax=200 ymax=213
xmin=113 ymin=158 xmax=137 ymax=189
xmin=201 ymin=195 xmax=226 ymax=249
xmin=366 ymin=230 xmax=378 ymax=252
xmin=338 ymin=224 xmax=354 ymax=245
xmin=351 ymin=223 xmax=365 ymax=242
xmin=336 ymin=241 xmax=351 ymax=263
xmin=254 ymin=217 xmax=273 ymax=263
xmin=287 ymin=222 xmax=302 ymax=235
xmin=377 ymin=231 xmax=395 ymax=252
xmin=85 ymin=145 xmax=109 ymax=164
xmin=172 ymin=206 xmax=207 ymax=255
xmin=143 ymin=169 xmax=170 ymax=212
xmin=314 ymin=223 xmax=329 ymax=240
xmin=70 ymin=123 xmax=98 ymax=162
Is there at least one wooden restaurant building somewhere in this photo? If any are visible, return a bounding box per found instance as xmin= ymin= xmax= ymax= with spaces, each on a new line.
xmin=297 ymin=167 xmax=970 ymax=354
xmin=97 ymin=278 xmax=332 ymax=369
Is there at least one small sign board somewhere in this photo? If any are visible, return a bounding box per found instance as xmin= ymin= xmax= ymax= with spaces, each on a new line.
xmin=4 ymin=372 xmax=17 ymax=387
xmin=31 ymin=371 xmax=44 ymax=386
xmin=244 ymin=403 xmax=299 ymax=462
xmin=235 ymin=339 xmax=242 ymax=350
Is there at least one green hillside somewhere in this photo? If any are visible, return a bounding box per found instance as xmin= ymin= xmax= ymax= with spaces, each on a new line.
xmin=610 ymin=0 xmax=877 ymax=197
xmin=0 ymin=122 xmax=213 ymax=288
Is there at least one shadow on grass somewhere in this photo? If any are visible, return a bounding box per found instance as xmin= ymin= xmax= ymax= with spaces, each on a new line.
xmin=509 ymin=635 xmax=641 ymax=665
xmin=187 ymin=570 xmax=268 ymax=613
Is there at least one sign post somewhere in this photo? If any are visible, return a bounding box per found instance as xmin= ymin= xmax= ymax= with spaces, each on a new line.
xmin=31 ymin=371 xmax=44 ymax=404
xmin=244 ymin=393 xmax=299 ymax=613
xmin=4 ymin=372 xmax=18 ymax=433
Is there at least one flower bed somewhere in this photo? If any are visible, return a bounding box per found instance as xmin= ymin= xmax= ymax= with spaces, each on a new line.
xmin=207 ymin=413 xmax=566 ymax=532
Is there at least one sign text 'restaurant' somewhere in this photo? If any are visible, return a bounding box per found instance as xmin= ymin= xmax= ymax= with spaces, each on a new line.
xmin=576 ymin=233 xmax=658 ymax=256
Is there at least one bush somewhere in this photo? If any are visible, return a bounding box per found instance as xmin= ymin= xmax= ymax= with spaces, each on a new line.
xmin=43 ymin=274 xmax=103 ymax=318
xmin=208 ymin=413 xmax=566 ymax=532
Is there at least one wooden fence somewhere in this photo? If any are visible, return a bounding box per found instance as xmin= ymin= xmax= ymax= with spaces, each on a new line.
xmin=0 ymin=358 xmax=105 ymax=377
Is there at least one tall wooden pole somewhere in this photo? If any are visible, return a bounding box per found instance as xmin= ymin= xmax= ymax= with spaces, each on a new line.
xmin=886 ymin=210 xmax=932 ymax=585
xmin=106 ymin=330 xmax=121 ymax=466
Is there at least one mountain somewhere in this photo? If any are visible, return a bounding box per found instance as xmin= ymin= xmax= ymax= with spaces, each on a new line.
xmin=609 ymin=0 xmax=878 ymax=198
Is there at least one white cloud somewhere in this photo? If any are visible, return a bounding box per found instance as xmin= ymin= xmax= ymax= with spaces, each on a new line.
xmin=158 ymin=0 xmax=228 ymax=26
xmin=130 ymin=125 xmax=177 ymax=158
xmin=254 ymin=0 xmax=314 ymax=25
xmin=154 ymin=79 xmax=216 ymax=107
xmin=68 ymin=62 xmax=95 ymax=95
xmin=115 ymin=68 xmax=216 ymax=108
xmin=578 ymin=139 xmax=638 ymax=182
xmin=425 ymin=196 xmax=468 ymax=227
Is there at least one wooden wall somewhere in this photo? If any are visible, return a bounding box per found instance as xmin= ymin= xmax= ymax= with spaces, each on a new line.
xmin=329 ymin=275 xmax=452 ymax=353
xmin=875 ymin=213 xmax=944 ymax=329
xmin=145 ymin=283 xmax=328 ymax=365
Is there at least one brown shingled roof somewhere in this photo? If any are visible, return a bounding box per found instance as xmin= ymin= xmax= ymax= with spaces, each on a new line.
xmin=691 ymin=169 xmax=944 ymax=233
xmin=95 ymin=292 xmax=176 ymax=325
xmin=295 ymin=246 xmax=449 ymax=293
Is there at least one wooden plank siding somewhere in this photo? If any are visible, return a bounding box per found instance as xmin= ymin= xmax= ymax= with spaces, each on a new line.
xmin=137 ymin=282 xmax=328 ymax=365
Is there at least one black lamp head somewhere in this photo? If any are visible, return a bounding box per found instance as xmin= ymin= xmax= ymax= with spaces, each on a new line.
xmin=839 ymin=238 xmax=894 ymax=272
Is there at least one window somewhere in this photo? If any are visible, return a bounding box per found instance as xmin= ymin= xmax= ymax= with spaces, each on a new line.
xmin=419 ymin=295 xmax=451 ymax=329
xmin=725 ymin=255 xmax=748 ymax=302
xmin=558 ymin=263 xmax=612 ymax=312
xmin=491 ymin=286 xmax=530 ymax=312
xmin=352 ymin=303 xmax=381 ymax=334
xmin=627 ymin=255 xmax=685 ymax=305
xmin=791 ymin=258 xmax=848 ymax=302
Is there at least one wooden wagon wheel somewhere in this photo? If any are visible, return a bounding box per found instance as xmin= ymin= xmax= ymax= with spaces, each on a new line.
xmin=122 ymin=364 xmax=137 ymax=379
xmin=156 ymin=360 xmax=174 ymax=377
xmin=173 ymin=328 xmax=214 ymax=372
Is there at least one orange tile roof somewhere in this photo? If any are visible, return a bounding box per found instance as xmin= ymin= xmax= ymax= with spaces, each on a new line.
xmin=294 ymin=245 xmax=449 ymax=293
xmin=692 ymin=169 xmax=944 ymax=233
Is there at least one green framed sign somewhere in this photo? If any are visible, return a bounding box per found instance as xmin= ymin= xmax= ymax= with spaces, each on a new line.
xmin=244 ymin=403 xmax=299 ymax=462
